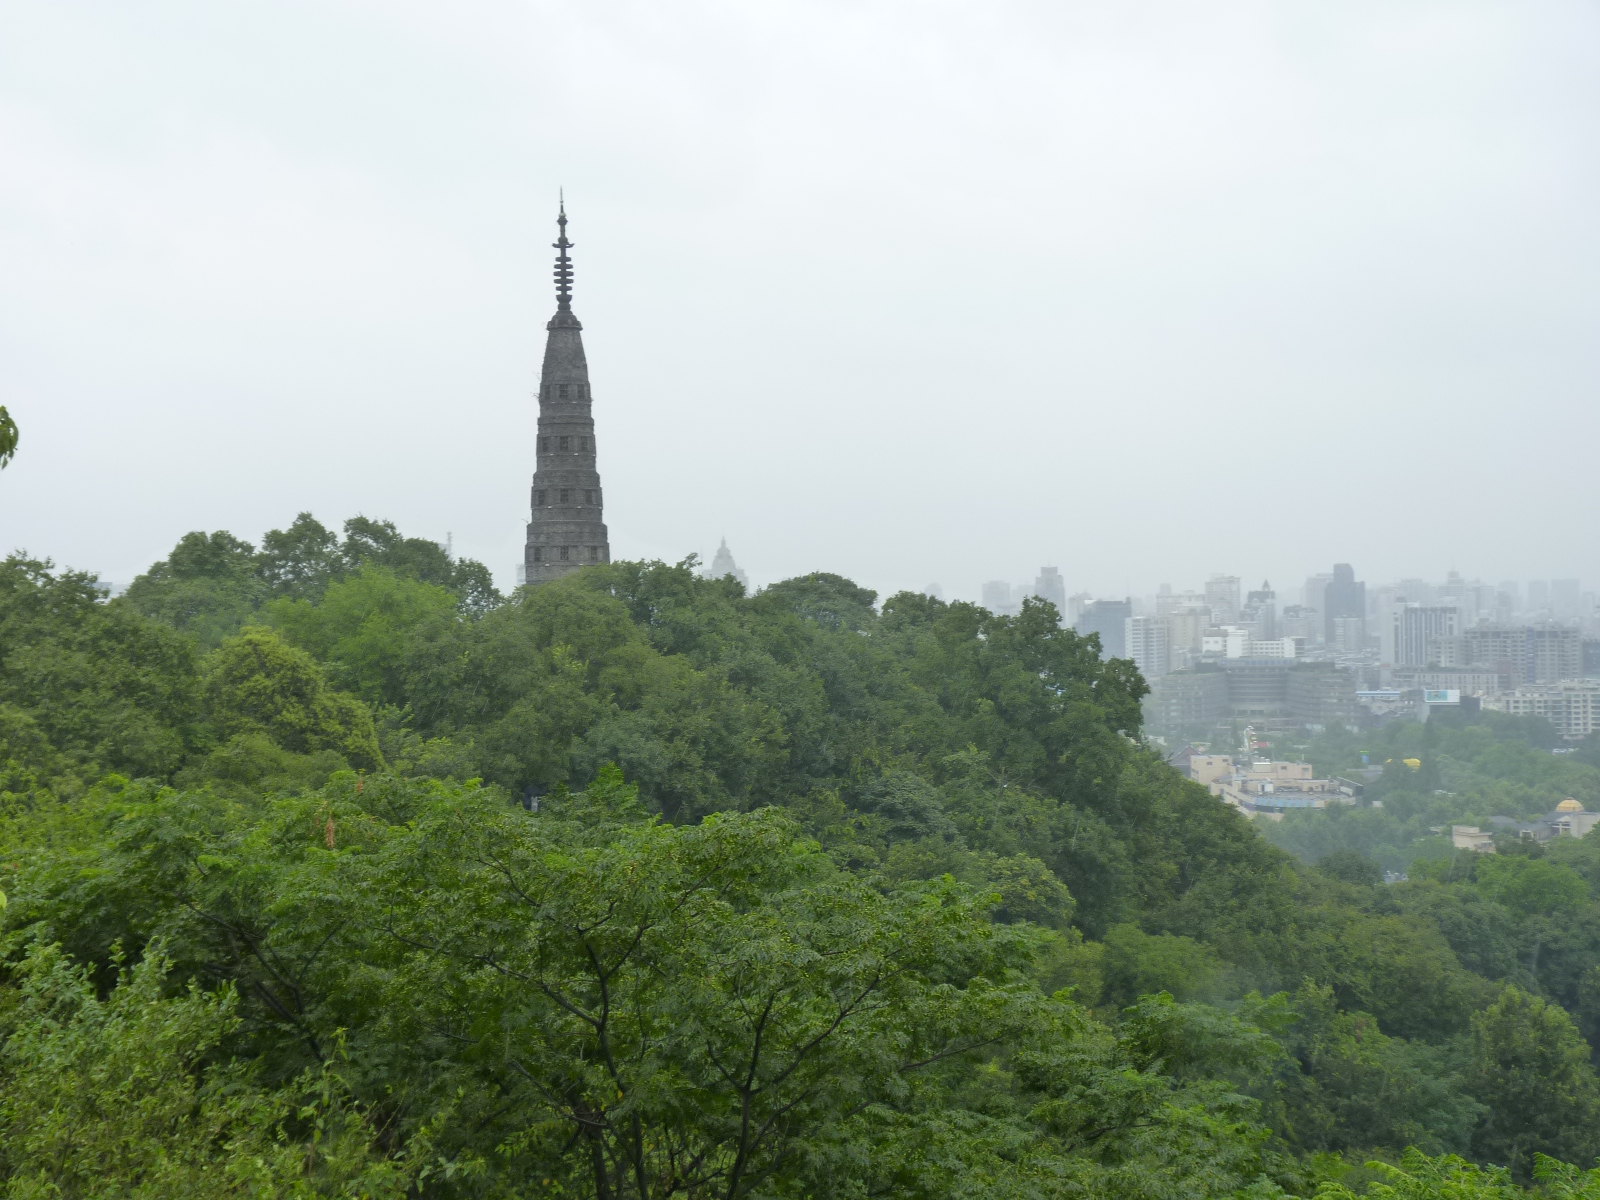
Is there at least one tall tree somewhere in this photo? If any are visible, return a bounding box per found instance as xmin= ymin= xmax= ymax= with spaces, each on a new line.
xmin=257 ymin=512 xmax=343 ymax=601
xmin=1470 ymin=985 xmax=1600 ymax=1177
xmin=0 ymin=554 xmax=200 ymax=778
xmin=202 ymin=628 xmax=381 ymax=769
xmin=120 ymin=530 xmax=266 ymax=648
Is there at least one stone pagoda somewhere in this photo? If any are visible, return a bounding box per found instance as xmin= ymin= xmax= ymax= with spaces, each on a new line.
xmin=524 ymin=200 xmax=610 ymax=584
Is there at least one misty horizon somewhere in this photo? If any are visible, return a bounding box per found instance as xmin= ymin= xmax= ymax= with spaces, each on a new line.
xmin=4 ymin=3 xmax=1597 ymax=603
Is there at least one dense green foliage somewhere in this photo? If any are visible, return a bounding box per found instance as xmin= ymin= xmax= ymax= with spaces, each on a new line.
xmin=0 ymin=405 xmax=16 ymax=469
xmin=5 ymin=518 xmax=1600 ymax=1195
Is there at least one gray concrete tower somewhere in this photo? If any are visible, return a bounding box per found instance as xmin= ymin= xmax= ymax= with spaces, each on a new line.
xmin=524 ymin=200 xmax=610 ymax=584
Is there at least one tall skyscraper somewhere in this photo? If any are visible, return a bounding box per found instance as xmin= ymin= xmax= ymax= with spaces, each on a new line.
xmin=1323 ymin=563 xmax=1366 ymax=646
xmin=704 ymin=538 xmax=749 ymax=590
xmin=1303 ymin=573 xmax=1333 ymax=613
xmin=1032 ymin=566 xmax=1067 ymax=618
xmin=525 ymin=202 xmax=610 ymax=585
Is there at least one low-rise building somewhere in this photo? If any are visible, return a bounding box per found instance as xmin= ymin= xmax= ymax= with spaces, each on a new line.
xmin=1451 ymin=825 xmax=1496 ymax=852
xmin=1191 ymin=756 xmax=1353 ymax=821
xmin=1471 ymin=799 xmax=1600 ymax=847
xmin=1201 ymin=627 xmax=1300 ymax=659
xmin=1388 ymin=668 xmax=1504 ymax=695
xmin=1484 ymin=680 xmax=1600 ymax=741
xmin=1187 ymin=754 xmax=1234 ymax=788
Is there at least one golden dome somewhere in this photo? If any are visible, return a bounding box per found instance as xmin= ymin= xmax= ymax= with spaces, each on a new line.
xmin=1557 ymin=798 xmax=1584 ymax=813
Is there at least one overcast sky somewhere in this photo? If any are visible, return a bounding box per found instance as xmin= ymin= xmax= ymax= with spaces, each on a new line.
xmin=3 ymin=0 xmax=1597 ymax=604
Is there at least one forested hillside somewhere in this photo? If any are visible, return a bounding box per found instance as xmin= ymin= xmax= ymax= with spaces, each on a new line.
xmin=7 ymin=514 xmax=1600 ymax=1197
xmin=1264 ymin=717 xmax=1600 ymax=875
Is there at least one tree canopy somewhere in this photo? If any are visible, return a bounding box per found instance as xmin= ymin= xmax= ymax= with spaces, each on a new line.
xmin=6 ymin=522 xmax=1600 ymax=1195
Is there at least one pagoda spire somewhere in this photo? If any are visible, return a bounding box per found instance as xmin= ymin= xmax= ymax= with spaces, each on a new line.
xmin=553 ymin=191 xmax=574 ymax=313
xmin=524 ymin=198 xmax=609 ymax=585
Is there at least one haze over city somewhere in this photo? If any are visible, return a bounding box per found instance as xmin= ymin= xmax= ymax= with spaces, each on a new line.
xmin=4 ymin=1 xmax=1598 ymax=601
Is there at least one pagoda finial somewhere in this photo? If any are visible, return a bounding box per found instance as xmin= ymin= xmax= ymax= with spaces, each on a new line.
xmin=553 ymin=195 xmax=574 ymax=312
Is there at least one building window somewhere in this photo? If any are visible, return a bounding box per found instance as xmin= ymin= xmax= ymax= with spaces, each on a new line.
xmin=558 ymin=384 xmax=569 ymax=399
xmin=536 ymin=489 xmax=546 ymax=506
xmin=532 ymin=547 xmax=542 ymax=562
xmin=584 ymin=489 xmax=595 ymax=505
xmin=540 ymin=437 xmax=550 ymax=453
xmin=559 ymin=488 xmax=571 ymax=504
xmin=579 ymin=436 xmax=590 ymax=452
xmin=559 ymin=435 xmax=570 ymax=452
xmin=589 ymin=545 xmax=599 ymax=561
xmin=559 ymin=546 xmax=570 ymax=561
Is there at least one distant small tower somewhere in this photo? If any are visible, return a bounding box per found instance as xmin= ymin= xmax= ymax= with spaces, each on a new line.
xmin=705 ymin=537 xmax=749 ymax=590
xmin=524 ymin=199 xmax=610 ymax=584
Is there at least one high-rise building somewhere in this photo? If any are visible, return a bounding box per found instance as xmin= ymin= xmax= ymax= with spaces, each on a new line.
xmin=1494 ymin=582 xmax=1519 ymax=623
xmin=1205 ymin=576 xmax=1241 ymax=625
xmin=1280 ymin=604 xmax=1321 ymax=644
xmin=1488 ymin=680 xmax=1600 ymax=741
xmin=1156 ymin=589 xmax=1207 ymax=618
xmin=1528 ymin=580 xmax=1551 ymax=616
xmin=1166 ymin=606 xmax=1211 ymax=662
xmin=704 ymin=538 xmax=749 ymax=590
xmin=525 ymin=203 xmax=610 ymax=584
xmin=982 ymin=580 xmax=1014 ymax=615
xmin=1330 ymin=616 xmax=1367 ymax=656
xmin=1242 ymin=580 xmax=1278 ymax=640
xmin=1551 ymin=579 xmax=1583 ymax=622
xmin=1031 ymin=566 xmax=1067 ymax=619
xmin=1125 ymin=615 xmax=1171 ymax=682
xmin=1396 ymin=578 xmax=1436 ymax=605
xmin=1323 ymin=564 xmax=1366 ymax=645
xmin=1463 ymin=624 xmax=1583 ymax=685
xmin=1303 ymin=573 xmax=1333 ymax=619
xmin=1390 ymin=604 xmax=1459 ymax=667
xmin=1076 ymin=598 xmax=1132 ymax=659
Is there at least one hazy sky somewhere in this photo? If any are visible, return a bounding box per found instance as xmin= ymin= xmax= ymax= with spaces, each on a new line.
xmin=4 ymin=1 xmax=1597 ymax=603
